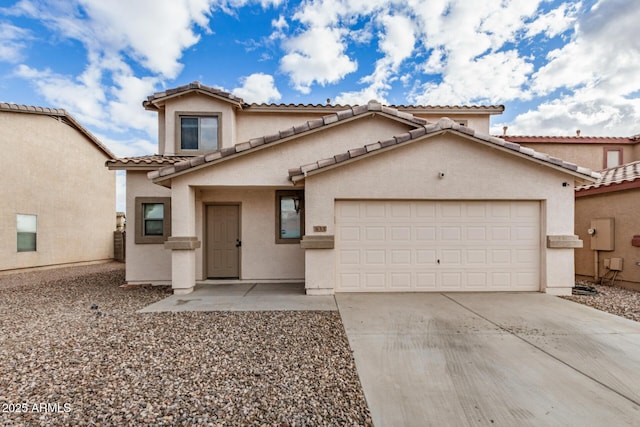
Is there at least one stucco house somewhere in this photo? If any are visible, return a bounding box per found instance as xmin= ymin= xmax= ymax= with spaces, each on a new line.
xmin=108 ymin=82 xmax=599 ymax=296
xmin=502 ymin=134 xmax=640 ymax=290
xmin=500 ymin=133 xmax=640 ymax=172
xmin=1 ymin=103 xmax=116 ymax=272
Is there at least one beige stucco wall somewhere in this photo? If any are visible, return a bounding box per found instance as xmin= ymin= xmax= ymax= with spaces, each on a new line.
xmin=183 ymin=117 xmax=414 ymax=188
xmin=235 ymin=113 xmax=492 ymax=144
xmin=302 ymin=132 xmax=579 ymax=295
xmin=519 ymin=143 xmax=636 ymax=172
xmin=125 ymin=171 xmax=172 ymax=284
xmin=0 ymin=111 xmax=115 ymax=271
xmin=575 ymin=189 xmax=640 ymax=288
xmin=161 ymin=93 xmax=237 ymax=155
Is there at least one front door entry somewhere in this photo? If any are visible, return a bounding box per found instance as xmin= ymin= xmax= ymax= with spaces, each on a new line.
xmin=206 ymin=204 xmax=240 ymax=278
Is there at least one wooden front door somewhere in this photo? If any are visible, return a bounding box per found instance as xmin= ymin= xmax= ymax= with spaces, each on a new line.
xmin=206 ymin=204 xmax=240 ymax=278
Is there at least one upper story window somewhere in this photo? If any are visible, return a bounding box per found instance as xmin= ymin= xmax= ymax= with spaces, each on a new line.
xmin=604 ymin=147 xmax=622 ymax=169
xmin=177 ymin=112 xmax=220 ymax=153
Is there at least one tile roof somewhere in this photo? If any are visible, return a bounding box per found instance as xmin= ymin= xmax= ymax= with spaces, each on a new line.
xmin=106 ymin=155 xmax=192 ymax=169
xmin=143 ymin=81 xmax=244 ymax=110
xmin=147 ymin=101 xmax=599 ymax=185
xmin=288 ymin=118 xmax=601 ymax=183
xmin=500 ymin=135 xmax=637 ymax=144
xmin=247 ymin=102 xmax=505 ymax=115
xmin=148 ymin=100 xmax=430 ymax=181
xmin=576 ymin=160 xmax=640 ymax=194
xmin=143 ymin=81 xmax=505 ymax=115
xmin=0 ymin=102 xmax=115 ymax=158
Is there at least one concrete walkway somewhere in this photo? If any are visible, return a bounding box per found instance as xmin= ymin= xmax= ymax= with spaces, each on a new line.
xmin=336 ymin=292 xmax=640 ymax=427
xmin=139 ymin=282 xmax=337 ymax=312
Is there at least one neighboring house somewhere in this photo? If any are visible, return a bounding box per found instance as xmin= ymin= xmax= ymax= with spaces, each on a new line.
xmin=500 ymin=133 xmax=640 ymax=172
xmin=107 ymin=82 xmax=598 ymax=296
xmin=574 ymin=162 xmax=640 ymax=290
xmin=1 ymin=103 xmax=116 ymax=272
xmin=502 ymin=134 xmax=640 ymax=290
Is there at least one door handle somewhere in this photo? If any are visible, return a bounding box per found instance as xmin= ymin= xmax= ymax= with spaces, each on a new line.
xmin=235 ymin=239 xmax=242 ymax=248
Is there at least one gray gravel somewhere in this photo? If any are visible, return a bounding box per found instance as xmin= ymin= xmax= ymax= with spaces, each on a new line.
xmin=562 ymin=281 xmax=640 ymax=322
xmin=0 ymin=263 xmax=372 ymax=426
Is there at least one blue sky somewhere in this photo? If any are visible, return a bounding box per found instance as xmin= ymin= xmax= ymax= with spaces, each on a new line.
xmin=1 ymin=0 xmax=639 ymax=210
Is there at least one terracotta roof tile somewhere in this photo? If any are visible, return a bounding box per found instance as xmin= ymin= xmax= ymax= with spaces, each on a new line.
xmin=500 ymin=135 xmax=637 ymax=144
xmin=144 ymin=81 xmax=243 ymax=109
xmin=107 ymin=155 xmax=192 ymax=168
xmin=288 ymin=118 xmax=601 ymax=183
xmin=576 ymin=161 xmax=640 ymax=192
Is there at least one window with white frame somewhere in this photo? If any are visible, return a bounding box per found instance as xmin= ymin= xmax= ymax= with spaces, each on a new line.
xmin=17 ymin=214 xmax=37 ymax=252
xmin=604 ymin=148 xmax=622 ymax=169
xmin=179 ymin=115 xmax=219 ymax=152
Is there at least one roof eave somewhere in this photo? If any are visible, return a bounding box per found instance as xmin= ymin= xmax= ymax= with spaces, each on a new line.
xmin=143 ymin=89 xmax=244 ymax=112
xmin=291 ymin=129 xmax=599 ymax=184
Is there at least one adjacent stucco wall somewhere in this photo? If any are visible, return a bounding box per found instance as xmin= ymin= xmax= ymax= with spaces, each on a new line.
xmin=575 ymin=189 xmax=640 ymax=288
xmin=236 ymin=112 xmax=328 ymax=143
xmin=125 ymin=171 xmax=172 ymax=283
xmin=302 ymin=133 xmax=578 ymax=295
xmin=0 ymin=111 xmax=115 ymax=271
xmin=519 ymin=143 xmax=635 ymax=172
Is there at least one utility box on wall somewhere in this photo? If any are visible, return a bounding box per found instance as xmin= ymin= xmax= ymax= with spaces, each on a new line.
xmin=589 ymin=218 xmax=614 ymax=251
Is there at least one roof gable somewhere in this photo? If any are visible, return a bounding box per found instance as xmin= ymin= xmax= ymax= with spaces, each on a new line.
xmin=143 ymin=81 xmax=244 ymax=111
xmin=0 ymin=102 xmax=114 ymax=158
xmin=148 ymin=100 xmax=429 ymax=183
xmin=288 ymin=118 xmax=600 ymax=184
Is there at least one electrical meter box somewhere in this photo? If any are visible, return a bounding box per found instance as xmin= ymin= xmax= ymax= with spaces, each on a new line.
xmin=590 ymin=218 xmax=614 ymax=251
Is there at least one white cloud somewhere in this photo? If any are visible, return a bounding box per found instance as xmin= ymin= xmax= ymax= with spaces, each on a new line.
xmin=410 ymin=49 xmax=534 ymax=105
xmin=338 ymin=13 xmax=415 ymax=104
xmin=108 ymin=74 xmax=159 ymax=136
xmin=15 ymin=64 xmax=108 ymax=128
xmin=525 ymin=2 xmax=579 ymax=39
xmin=96 ymin=132 xmax=158 ymax=158
xmin=280 ymin=26 xmax=357 ymax=94
xmin=493 ymin=90 xmax=640 ymax=137
xmin=495 ymin=0 xmax=640 ymax=137
xmin=5 ymin=0 xmax=219 ymax=144
xmin=78 ymin=0 xmax=213 ymax=79
xmin=0 ymin=22 xmax=30 ymax=62
xmin=232 ymin=73 xmax=281 ymax=103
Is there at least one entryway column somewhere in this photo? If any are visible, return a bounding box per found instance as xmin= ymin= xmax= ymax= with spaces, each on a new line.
xmin=165 ymin=183 xmax=200 ymax=295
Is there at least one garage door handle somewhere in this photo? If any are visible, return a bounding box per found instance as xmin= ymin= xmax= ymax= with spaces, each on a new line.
xmin=437 ymin=259 xmax=440 ymax=264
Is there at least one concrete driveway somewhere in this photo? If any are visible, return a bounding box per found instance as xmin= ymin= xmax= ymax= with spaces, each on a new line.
xmin=336 ymin=293 xmax=640 ymax=427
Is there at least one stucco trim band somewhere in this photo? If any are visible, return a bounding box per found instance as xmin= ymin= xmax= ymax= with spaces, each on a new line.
xmin=164 ymin=236 xmax=202 ymax=250
xmin=300 ymin=235 xmax=335 ymax=249
xmin=546 ymin=235 xmax=584 ymax=249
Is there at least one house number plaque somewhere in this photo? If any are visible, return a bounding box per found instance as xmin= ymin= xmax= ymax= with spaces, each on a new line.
xmin=313 ymin=225 xmax=327 ymax=232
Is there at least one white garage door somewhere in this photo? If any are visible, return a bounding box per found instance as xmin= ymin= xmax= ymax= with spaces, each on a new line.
xmin=335 ymin=200 xmax=540 ymax=292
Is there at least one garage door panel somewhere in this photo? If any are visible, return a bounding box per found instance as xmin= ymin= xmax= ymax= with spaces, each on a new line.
xmin=335 ymin=200 xmax=540 ymax=292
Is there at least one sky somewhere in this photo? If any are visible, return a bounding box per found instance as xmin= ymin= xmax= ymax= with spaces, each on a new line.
xmin=1 ymin=0 xmax=639 ymax=210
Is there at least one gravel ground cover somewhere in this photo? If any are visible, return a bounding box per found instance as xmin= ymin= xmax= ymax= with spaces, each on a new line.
xmin=0 ymin=263 xmax=372 ymax=426
xmin=562 ymin=282 xmax=640 ymax=322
